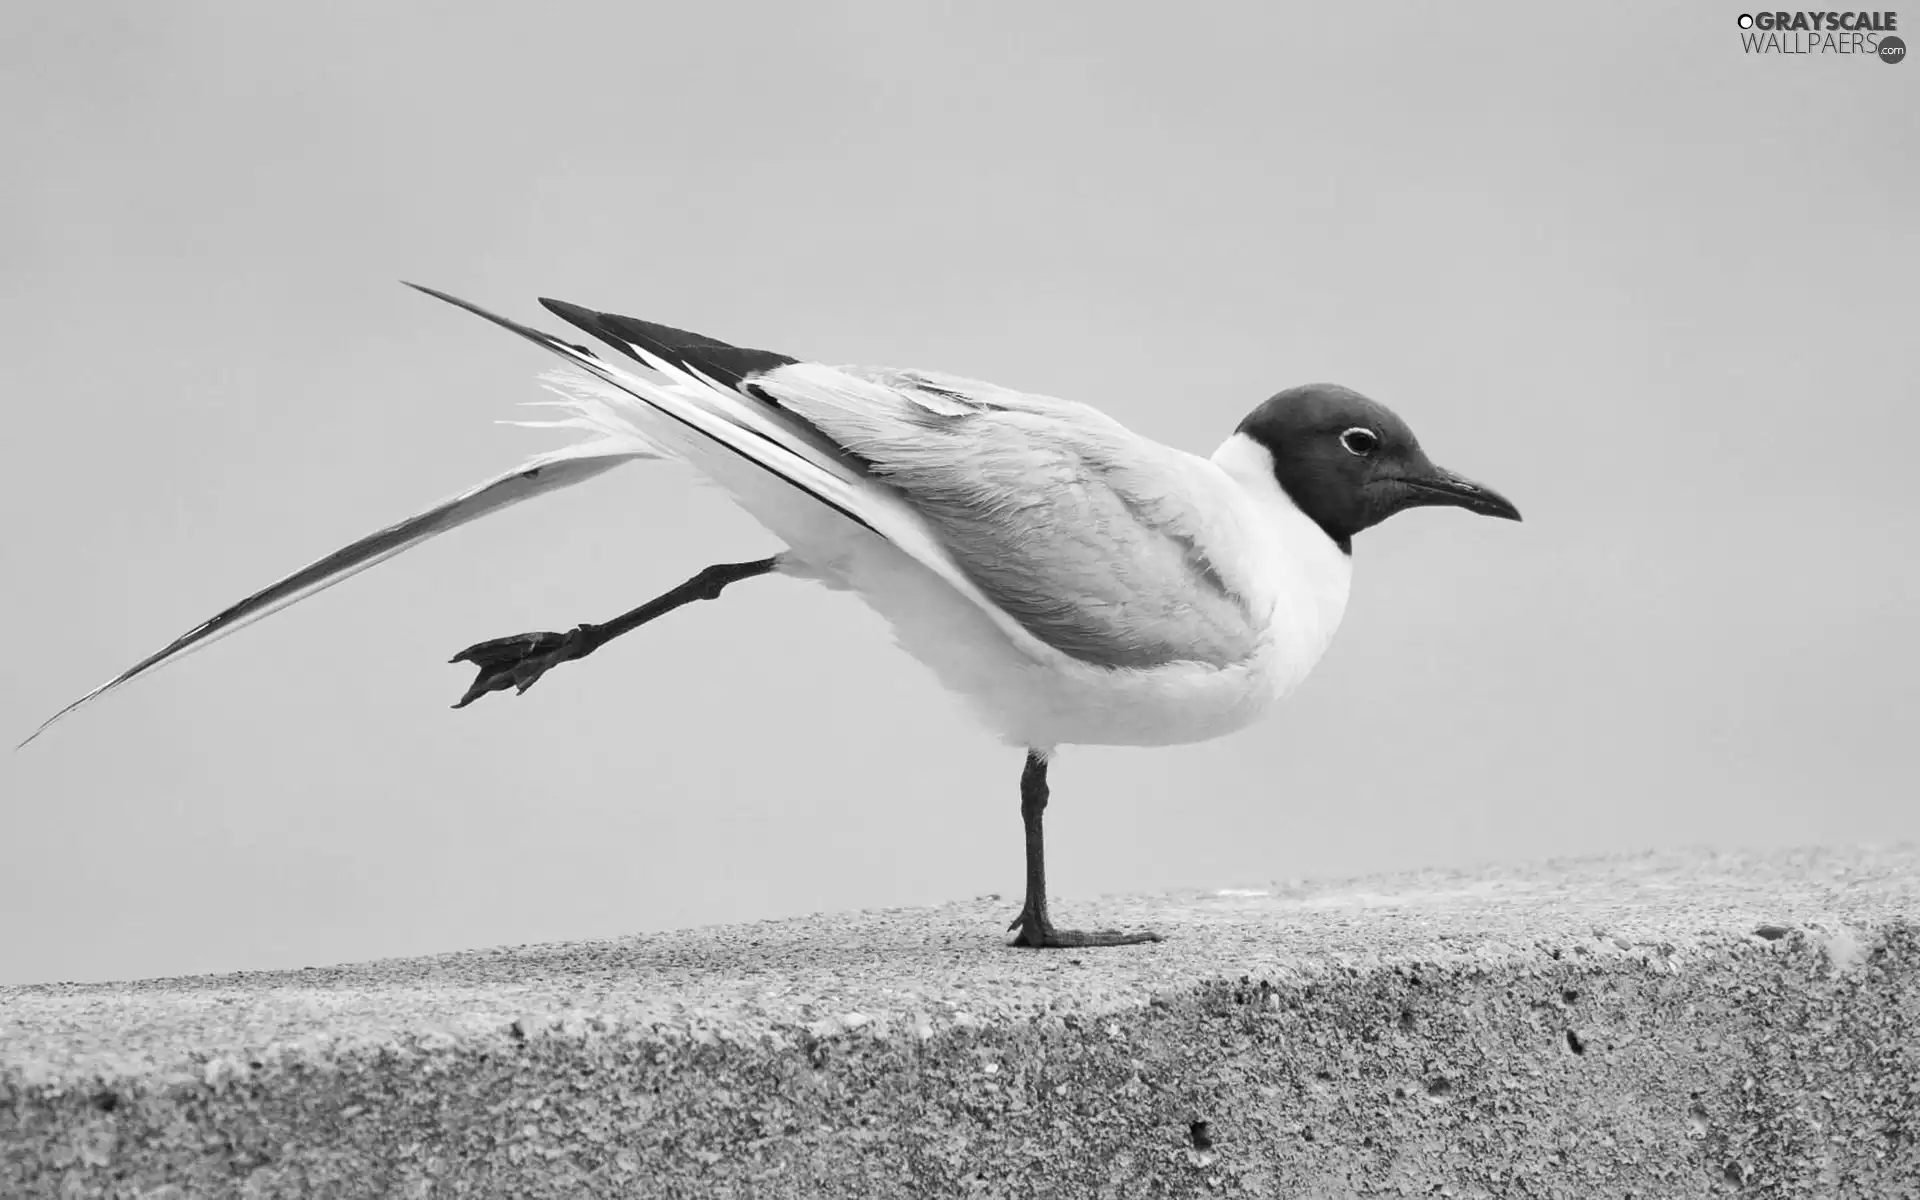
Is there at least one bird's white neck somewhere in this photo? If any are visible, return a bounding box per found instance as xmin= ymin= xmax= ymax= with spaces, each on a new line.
xmin=1210 ymin=432 xmax=1354 ymax=695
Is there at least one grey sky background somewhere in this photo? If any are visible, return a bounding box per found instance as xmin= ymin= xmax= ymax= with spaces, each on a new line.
xmin=3 ymin=3 xmax=1914 ymax=986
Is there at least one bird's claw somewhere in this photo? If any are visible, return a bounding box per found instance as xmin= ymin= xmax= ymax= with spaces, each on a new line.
xmin=1007 ymin=908 xmax=1163 ymax=949
xmin=449 ymin=625 xmax=594 ymax=708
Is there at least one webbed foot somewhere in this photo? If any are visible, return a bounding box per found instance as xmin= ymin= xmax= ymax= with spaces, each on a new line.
xmin=449 ymin=625 xmax=595 ymax=708
xmin=1007 ymin=907 xmax=1163 ymax=949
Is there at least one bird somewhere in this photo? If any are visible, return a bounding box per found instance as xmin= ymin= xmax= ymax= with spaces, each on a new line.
xmin=25 ymin=285 xmax=1521 ymax=948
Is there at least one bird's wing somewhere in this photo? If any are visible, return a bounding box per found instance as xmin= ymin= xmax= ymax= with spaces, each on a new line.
xmin=21 ymin=438 xmax=648 ymax=746
xmin=493 ymin=303 xmax=1262 ymax=671
xmin=751 ymin=364 xmax=1262 ymax=670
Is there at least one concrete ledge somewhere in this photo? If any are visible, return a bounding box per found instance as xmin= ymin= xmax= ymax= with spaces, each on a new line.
xmin=4 ymin=848 xmax=1917 ymax=1197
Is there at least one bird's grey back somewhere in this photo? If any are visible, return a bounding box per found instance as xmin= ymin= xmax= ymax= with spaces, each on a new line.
xmin=763 ymin=366 xmax=1258 ymax=670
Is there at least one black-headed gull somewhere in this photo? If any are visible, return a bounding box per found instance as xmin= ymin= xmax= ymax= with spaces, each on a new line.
xmin=28 ymin=287 xmax=1520 ymax=948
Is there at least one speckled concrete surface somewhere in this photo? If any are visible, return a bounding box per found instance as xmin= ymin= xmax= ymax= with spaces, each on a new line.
xmin=3 ymin=848 xmax=1916 ymax=1197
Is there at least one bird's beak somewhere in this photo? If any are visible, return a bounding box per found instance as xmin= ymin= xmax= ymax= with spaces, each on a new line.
xmin=1394 ymin=465 xmax=1523 ymax=522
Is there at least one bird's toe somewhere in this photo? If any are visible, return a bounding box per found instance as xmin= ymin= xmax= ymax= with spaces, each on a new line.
xmin=449 ymin=630 xmax=571 ymax=669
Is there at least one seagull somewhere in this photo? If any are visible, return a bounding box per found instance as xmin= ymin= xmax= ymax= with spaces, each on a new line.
xmin=26 ymin=286 xmax=1521 ymax=948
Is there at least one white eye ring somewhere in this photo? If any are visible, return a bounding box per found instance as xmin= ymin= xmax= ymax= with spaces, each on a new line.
xmin=1340 ymin=427 xmax=1379 ymax=457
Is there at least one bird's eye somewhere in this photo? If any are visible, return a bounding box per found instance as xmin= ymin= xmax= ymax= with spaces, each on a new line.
xmin=1340 ymin=427 xmax=1379 ymax=457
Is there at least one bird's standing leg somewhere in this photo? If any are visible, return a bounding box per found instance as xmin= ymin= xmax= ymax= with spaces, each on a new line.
xmin=449 ymin=556 xmax=780 ymax=708
xmin=1007 ymin=750 xmax=1164 ymax=949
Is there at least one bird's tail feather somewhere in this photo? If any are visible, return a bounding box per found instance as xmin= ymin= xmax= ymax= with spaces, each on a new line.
xmin=20 ymin=436 xmax=652 ymax=747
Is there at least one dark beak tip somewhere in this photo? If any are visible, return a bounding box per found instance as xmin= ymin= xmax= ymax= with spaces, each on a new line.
xmin=1408 ymin=469 xmax=1522 ymax=524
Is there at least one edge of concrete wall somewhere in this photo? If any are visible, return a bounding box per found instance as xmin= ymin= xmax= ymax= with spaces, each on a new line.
xmin=4 ymin=847 xmax=1917 ymax=1197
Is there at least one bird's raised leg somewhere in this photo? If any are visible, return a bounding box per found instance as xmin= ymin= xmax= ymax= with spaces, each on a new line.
xmin=449 ymin=556 xmax=780 ymax=708
xmin=1007 ymin=750 xmax=1164 ymax=949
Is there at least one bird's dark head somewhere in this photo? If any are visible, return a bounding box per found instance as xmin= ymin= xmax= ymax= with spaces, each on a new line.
xmin=1237 ymin=383 xmax=1521 ymax=552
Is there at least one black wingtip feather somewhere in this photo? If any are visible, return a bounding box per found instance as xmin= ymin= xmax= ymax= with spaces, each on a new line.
xmin=403 ymin=283 xmax=601 ymax=360
xmin=536 ymin=297 xmax=796 ymax=390
xmin=399 ymin=284 xmax=881 ymax=539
